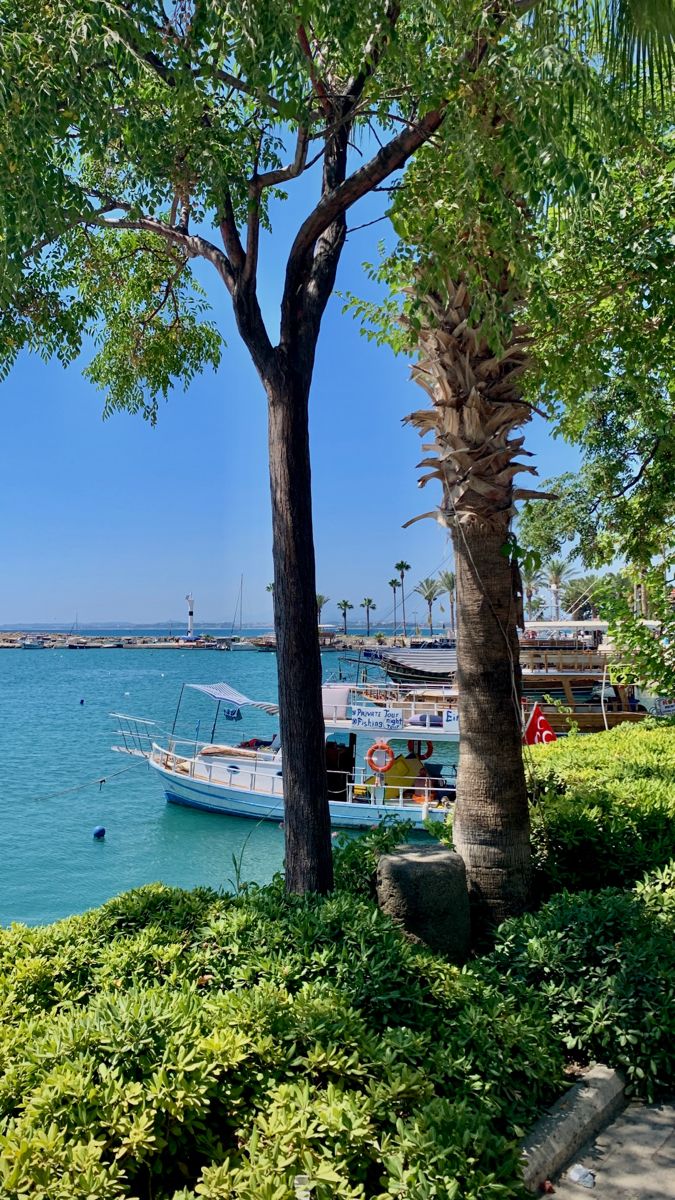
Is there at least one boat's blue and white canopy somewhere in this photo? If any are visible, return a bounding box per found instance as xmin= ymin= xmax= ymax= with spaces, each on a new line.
xmin=186 ymin=682 xmax=278 ymax=717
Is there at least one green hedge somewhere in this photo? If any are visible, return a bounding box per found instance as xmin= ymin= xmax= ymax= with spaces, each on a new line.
xmin=1 ymin=814 xmax=673 ymax=1197
xmin=528 ymin=720 xmax=675 ymax=897
xmin=0 ymin=872 xmax=563 ymax=1200
xmin=480 ymin=862 xmax=675 ymax=1101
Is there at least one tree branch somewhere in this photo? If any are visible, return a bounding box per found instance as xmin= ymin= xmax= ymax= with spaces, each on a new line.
xmin=28 ymin=203 xmax=119 ymax=257
xmin=98 ymin=216 xmax=235 ymax=290
xmin=297 ymin=24 xmax=332 ymax=117
xmin=141 ymin=261 xmax=186 ymax=326
xmin=252 ymin=125 xmax=310 ymax=192
xmin=101 ymin=12 xmax=286 ymax=115
xmin=218 ymin=187 xmax=246 ymax=275
xmin=345 ymin=1 xmax=401 ymax=108
xmin=212 ymin=68 xmax=284 ymax=114
xmin=281 ymin=105 xmax=445 ymax=343
xmin=608 ymin=439 xmax=662 ymax=500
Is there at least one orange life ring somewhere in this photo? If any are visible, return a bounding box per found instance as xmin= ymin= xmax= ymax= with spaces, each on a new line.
xmin=407 ymin=739 xmax=434 ymax=761
xmin=365 ymin=741 xmax=395 ymax=774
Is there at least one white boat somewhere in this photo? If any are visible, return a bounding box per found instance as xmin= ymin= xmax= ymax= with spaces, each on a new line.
xmin=111 ymin=680 xmax=458 ymax=829
xmin=20 ymin=636 xmax=46 ymax=649
xmin=227 ymin=636 xmax=257 ymax=651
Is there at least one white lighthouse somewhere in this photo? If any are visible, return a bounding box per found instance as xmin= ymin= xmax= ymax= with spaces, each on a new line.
xmin=185 ymin=593 xmax=195 ymax=639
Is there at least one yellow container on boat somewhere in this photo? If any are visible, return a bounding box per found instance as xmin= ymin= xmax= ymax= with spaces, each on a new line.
xmin=366 ymin=753 xmax=423 ymax=800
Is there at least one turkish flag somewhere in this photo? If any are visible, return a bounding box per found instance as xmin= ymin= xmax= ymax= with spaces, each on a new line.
xmin=523 ymin=702 xmax=557 ymax=745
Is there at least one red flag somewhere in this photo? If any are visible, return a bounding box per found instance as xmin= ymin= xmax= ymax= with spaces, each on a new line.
xmin=523 ymin=702 xmax=557 ymax=745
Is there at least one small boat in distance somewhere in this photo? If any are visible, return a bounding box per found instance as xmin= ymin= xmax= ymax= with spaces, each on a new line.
xmin=111 ymin=679 xmax=458 ymax=828
xmin=227 ymin=636 xmax=257 ymax=651
xmin=20 ymin=636 xmax=46 ymax=649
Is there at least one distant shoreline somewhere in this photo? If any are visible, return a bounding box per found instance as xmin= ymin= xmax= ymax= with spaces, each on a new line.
xmin=0 ymin=631 xmax=418 ymax=652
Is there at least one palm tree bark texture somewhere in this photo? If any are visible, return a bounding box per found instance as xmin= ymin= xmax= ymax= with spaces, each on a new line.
xmin=405 ymin=283 xmax=550 ymax=923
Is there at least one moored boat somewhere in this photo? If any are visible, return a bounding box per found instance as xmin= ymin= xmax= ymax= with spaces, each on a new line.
xmin=111 ymin=680 xmax=458 ymax=828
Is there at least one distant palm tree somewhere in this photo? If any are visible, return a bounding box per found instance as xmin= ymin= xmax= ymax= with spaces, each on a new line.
xmin=520 ymin=565 xmax=544 ymax=622
xmin=437 ymin=569 xmax=456 ymax=634
xmin=545 ymin=558 xmax=577 ymax=620
xmin=414 ymin=576 xmax=443 ymax=636
xmin=360 ymin=598 xmax=376 ymax=637
xmin=337 ymin=599 xmax=353 ymax=635
xmin=561 ymin=574 xmax=601 ymax=620
xmin=316 ymin=594 xmax=330 ymax=624
xmin=388 ymin=578 xmax=401 ymax=633
xmin=395 ymin=561 xmax=411 ymax=636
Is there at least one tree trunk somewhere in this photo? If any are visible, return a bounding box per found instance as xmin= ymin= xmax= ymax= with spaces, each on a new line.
xmin=400 ymin=579 xmax=407 ymax=636
xmin=428 ymin=602 xmax=433 ymax=635
xmin=452 ymin=524 xmax=531 ymax=927
xmin=267 ymin=365 xmax=333 ymax=894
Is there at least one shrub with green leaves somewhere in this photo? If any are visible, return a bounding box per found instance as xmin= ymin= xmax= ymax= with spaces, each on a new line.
xmin=0 ymin=875 xmax=563 ymax=1200
xmin=526 ymin=721 xmax=675 ymax=896
xmin=3 ymin=812 xmax=673 ymax=1196
xmin=480 ymin=863 xmax=675 ymax=1102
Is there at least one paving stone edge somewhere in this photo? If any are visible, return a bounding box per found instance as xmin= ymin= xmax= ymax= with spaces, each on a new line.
xmin=521 ymin=1064 xmax=626 ymax=1193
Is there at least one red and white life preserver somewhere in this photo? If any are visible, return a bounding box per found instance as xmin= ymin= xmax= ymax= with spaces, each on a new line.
xmin=365 ymin=741 xmax=396 ymax=774
xmin=407 ymin=739 xmax=434 ymax=760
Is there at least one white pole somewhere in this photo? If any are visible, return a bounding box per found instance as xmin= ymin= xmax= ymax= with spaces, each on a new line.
xmin=185 ymin=593 xmax=194 ymax=638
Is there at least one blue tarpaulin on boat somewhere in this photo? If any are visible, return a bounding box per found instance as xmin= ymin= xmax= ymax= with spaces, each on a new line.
xmin=186 ymin=682 xmax=279 ymax=718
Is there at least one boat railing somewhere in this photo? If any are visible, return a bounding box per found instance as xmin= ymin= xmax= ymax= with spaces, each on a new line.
xmin=150 ymin=743 xmax=285 ymax=793
xmin=321 ymin=683 xmax=458 ymax=726
xmin=151 ymin=743 xmax=455 ymax=807
xmin=344 ymin=779 xmax=454 ymax=811
xmin=110 ymin=712 xmax=164 ymax=757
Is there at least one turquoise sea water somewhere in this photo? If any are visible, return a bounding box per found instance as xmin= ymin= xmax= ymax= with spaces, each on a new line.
xmin=0 ymin=649 xmax=296 ymax=926
xmin=1 ymin=648 xmax=456 ymax=927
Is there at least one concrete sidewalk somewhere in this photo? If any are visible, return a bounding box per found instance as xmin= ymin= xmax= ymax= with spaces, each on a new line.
xmin=554 ymin=1098 xmax=675 ymax=1199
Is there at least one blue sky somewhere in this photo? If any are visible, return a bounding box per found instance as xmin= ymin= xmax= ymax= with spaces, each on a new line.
xmin=0 ymin=174 xmax=578 ymax=628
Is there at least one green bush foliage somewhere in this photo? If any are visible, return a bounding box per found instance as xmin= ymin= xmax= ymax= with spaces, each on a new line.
xmin=3 ymin=797 xmax=674 ymax=1197
xmin=0 ymin=873 xmax=564 ymax=1200
xmin=527 ymin=721 xmax=675 ymax=896
xmin=480 ymin=863 xmax=675 ymax=1102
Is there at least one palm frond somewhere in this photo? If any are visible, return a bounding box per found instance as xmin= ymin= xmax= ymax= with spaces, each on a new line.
xmin=521 ymin=0 xmax=675 ymax=98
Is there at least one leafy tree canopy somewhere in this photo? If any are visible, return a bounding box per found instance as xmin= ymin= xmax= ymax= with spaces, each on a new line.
xmin=0 ymin=0 xmax=520 ymax=418
xmin=3 ymin=0 xmax=670 ymax=421
xmin=517 ymin=133 xmax=675 ymax=568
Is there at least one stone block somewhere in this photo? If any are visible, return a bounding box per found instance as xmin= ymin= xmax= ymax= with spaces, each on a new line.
xmin=376 ymin=843 xmax=470 ymax=961
xmin=521 ymin=1064 xmax=626 ymax=1192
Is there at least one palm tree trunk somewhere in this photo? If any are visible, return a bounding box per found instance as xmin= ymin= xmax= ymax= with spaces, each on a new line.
xmin=404 ymin=280 xmax=549 ymax=928
xmin=449 ymin=592 xmax=455 ymax=634
xmin=428 ymin=601 xmax=433 ymax=635
xmin=452 ymin=524 xmax=531 ymax=925
xmin=393 ymin=592 xmax=397 ymax=632
xmin=400 ymin=577 xmax=407 ymax=637
xmin=366 ymin=608 xmax=370 ymax=636
xmin=268 ymin=370 xmax=333 ymax=895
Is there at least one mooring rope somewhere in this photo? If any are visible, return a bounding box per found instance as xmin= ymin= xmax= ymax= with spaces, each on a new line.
xmin=28 ymin=757 xmax=148 ymax=803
